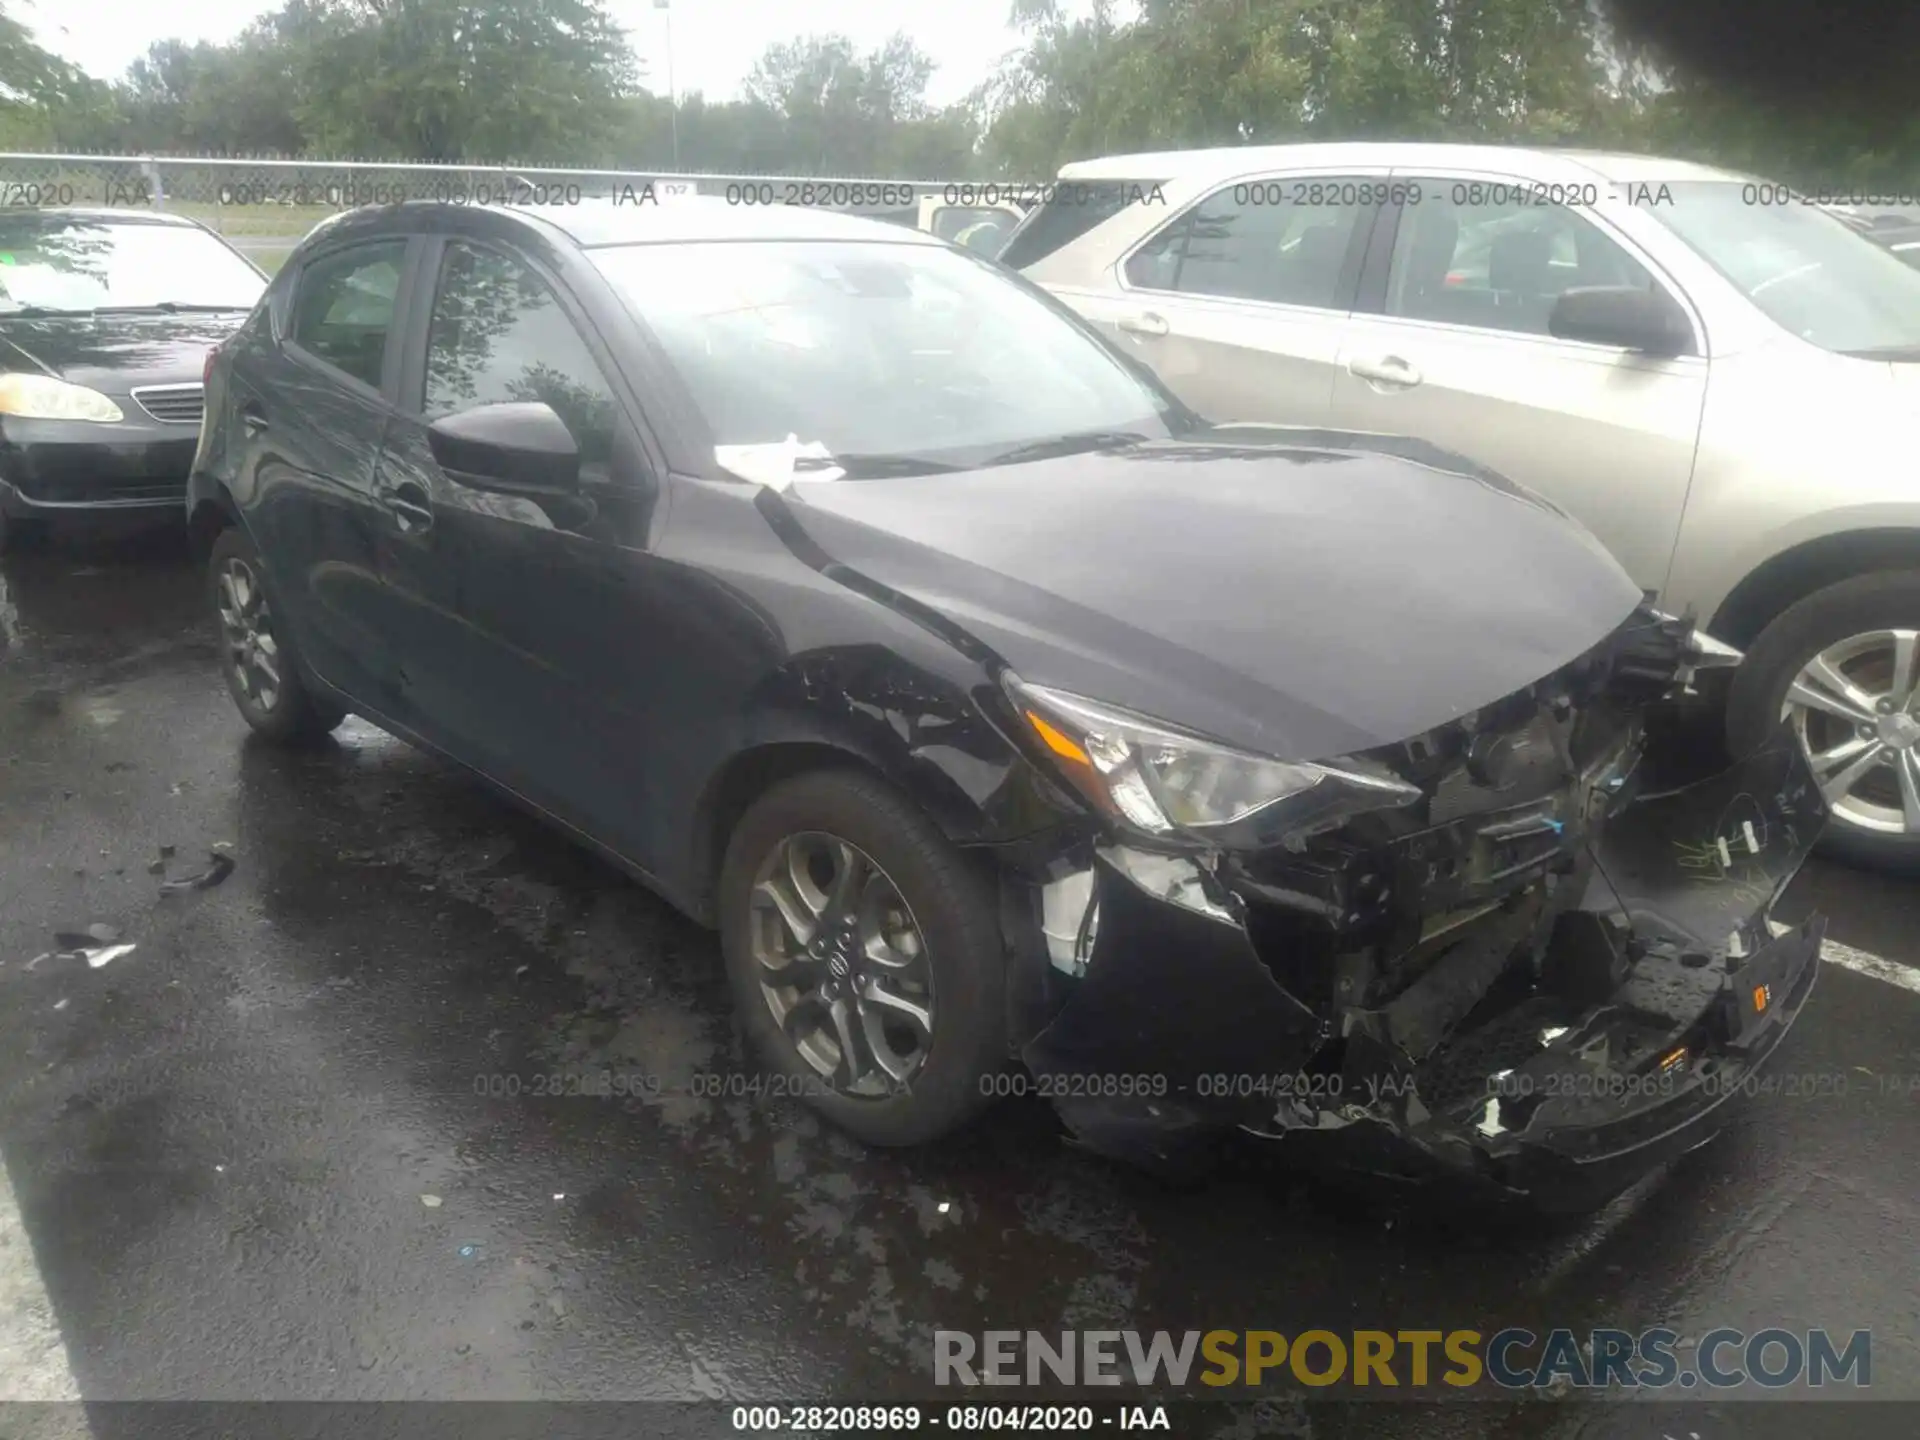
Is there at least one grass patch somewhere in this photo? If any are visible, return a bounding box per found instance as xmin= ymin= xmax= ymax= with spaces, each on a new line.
xmin=162 ymin=199 xmax=333 ymax=245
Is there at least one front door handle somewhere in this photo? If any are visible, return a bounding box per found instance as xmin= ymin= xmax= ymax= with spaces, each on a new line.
xmin=1117 ymin=312 xmax=1170 ymax=338
xmin=1347 ymin=354 xmax=1424 ymax=389
xmin=240 ymin=405 xmax=268 ymax=435
xmin=384 ymin=480 xmax=434 ymax=534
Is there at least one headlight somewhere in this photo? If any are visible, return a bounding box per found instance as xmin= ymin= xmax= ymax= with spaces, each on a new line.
xmin=0 ymin=374 xmax=125 ymax=423
xmin=1008 ymin=677 xmax=1422 ymax=849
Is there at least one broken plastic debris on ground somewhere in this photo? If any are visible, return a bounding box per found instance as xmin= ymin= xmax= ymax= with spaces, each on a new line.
xmin=156 ymin=849 xmax=235 ymax=894
xmin=36 ymin=923 xmax=137 ymax=970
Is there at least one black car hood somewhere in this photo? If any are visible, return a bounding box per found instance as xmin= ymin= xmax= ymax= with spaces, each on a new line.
xmin=778 ymin=434 xmax=1644 ymax=762
xmin=0 ymin=310 xmax=248 ymax=393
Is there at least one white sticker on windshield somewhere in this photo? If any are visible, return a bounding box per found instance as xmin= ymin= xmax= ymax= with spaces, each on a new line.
xmin=714 ymin=434 xmax=845 ymax=491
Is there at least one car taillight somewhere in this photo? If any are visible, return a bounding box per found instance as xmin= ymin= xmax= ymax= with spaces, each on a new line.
xmin=203 ymin=346 xmax=220 ymax=386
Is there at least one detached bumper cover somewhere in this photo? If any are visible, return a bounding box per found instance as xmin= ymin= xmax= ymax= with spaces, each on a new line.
xmin=1020 ymin=737 xmax=1827 ymax=1208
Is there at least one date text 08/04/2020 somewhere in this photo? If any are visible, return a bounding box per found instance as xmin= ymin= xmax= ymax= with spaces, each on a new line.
xmin=729 ymin=1405 xmax=1171 ymax=1432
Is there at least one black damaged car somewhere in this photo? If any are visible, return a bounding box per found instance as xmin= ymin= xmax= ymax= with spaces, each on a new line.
xmin=189 ymin=199 xmax=1827 ymax=1211
xmin=0 ymin=209 xmax=266 ymax=550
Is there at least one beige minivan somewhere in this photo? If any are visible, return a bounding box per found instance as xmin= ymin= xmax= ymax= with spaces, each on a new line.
xmin=1008 ymin=142 xmax=1920 ymax=870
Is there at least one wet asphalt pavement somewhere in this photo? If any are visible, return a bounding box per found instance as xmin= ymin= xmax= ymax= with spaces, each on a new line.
xmin=4 ymin=526 xmax=1920 ymax=1439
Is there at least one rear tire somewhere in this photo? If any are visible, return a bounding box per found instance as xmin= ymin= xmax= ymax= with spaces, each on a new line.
xmin=1727 ymin=569 xmax=1920 ymax=873
xmin=208 ymin=525 xmax=346 ymax=744
xmin=718 ymin=768 xmax=1008 ymax=1147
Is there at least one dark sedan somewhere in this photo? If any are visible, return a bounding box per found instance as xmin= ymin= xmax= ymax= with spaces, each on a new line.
xmin=0 ymin=209 xmax=266 ymax=549
xmin=189 ymin=198 xmax=1827 ymax=1211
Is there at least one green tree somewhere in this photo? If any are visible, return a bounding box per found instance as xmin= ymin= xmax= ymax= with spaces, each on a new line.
xmin=115 ymin=30 xmax=309 ymax=154
xmin=0 ymin=2 xmax=108 ymax=146
xmin=980 ymin=0 xmax=1631 ymax=174
xmin=744 ymin=33 xmax=974 ymax=175
xmin=293 ymin=0 xmax=639 ymax=161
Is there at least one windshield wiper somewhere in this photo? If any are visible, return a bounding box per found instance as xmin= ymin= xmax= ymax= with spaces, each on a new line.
xmin=1839 ymin=344 xmax=1920 ymax=362
xmin=90 ymin=303 xmax=254 ymax=315
xmin=983 ymin=430 xmax=1152 ymax=468
xmin=803 ymin=453 xmax=963 ymax=478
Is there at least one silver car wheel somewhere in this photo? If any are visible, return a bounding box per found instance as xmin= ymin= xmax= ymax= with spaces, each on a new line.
xmin=216 ymin=555 xmax=282 ymax=712
xmin=1782 ymin=628 xmax=1920 ymax=836
xmin=748 ymin=830 xmax=936 ymax=1096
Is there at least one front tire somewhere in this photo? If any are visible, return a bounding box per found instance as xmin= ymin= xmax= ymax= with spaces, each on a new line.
xmin=718 ymin=769 xmax=1008 ymax=1146
xmin=1727 ymin=570 xmax=1920 ymax=873
xmin=208 ymin=526 xmax=346 ymax=743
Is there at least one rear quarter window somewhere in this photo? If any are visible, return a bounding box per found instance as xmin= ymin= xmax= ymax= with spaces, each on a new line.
xmin=999 ymin=179 xmax=1169 ymax=270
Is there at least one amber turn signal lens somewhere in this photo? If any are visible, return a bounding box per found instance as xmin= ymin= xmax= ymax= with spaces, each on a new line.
xmin=1025 ymin=709 xmax=1091 ymax=767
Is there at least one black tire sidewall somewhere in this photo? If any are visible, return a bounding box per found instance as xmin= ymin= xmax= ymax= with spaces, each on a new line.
xmin=718 ymin=768 xmax=1007 ymax=1146
xmin=1727 ymin=569 xmax=1920 ymax=871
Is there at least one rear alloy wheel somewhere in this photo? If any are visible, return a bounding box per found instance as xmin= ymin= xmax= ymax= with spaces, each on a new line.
xmin=209 ymin=526 xmax=346 ymax=743
xmin=718 ymin=769 xmax=1007 ymax=1146
xmin=1728 ymin=570 xmax=1920 ymax=872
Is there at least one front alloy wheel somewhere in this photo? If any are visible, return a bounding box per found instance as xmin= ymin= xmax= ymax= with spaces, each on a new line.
xmin=750 ymin=832 xmax=937 ymax=1095
xmin=718 ymin=769 xmax=1007 ymax=1146
xmin=1783 ymin=628 xmax=1920 ymax=835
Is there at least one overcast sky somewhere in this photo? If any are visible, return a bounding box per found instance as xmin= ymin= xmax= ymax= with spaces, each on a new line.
xmin=22 ymin=0 xmax=1051 ymax=110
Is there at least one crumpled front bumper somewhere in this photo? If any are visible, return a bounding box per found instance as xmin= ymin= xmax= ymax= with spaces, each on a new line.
xmin=1019 ymin=735 xmax=1827 ymax=1212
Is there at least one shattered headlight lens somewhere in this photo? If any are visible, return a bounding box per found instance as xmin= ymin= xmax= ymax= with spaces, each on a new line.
xmin=1009 ymin=678 xmax=1422 ymax=847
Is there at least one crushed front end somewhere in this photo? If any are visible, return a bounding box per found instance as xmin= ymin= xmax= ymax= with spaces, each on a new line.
xmin=1010 ymin=605 xmax=1828 ymax=1211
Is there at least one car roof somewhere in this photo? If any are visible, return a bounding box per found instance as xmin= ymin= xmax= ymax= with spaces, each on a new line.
xmin=533 ymin=196 xmax=942 ymax=247
xmin=309 ymin=195 xmax=943 ymax=250
xmin=1055 ymin=143 xmax=1747 ymax=186
xmin=0 ymin=206 xmax=201 ymax=227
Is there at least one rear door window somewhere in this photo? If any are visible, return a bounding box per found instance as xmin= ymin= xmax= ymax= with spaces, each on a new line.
xmin=999 ymin=179 xmax=1168 ymax=270
xmin=1124 ymin=179 xmax=1378 ymax=311
xmin=289 ymin=240 xmax=407 ymax=389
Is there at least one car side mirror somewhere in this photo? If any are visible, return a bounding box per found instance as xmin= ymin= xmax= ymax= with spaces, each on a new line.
xmin=1548 ymin=286 xmax=1694 ymax=356
xmin=427 ymin=401 xmax=580 ymax=495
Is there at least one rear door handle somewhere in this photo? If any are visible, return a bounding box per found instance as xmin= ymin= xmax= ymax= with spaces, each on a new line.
xmin=383 ymin=480 xmax=434 ymax=534
xmin=240 ymin=405 xmax=268 ymax=435
xmin=1347 ymin=354 xmax=1424 ymax=389
xmin=1117 ymin=312 xmax=1170 ymax=337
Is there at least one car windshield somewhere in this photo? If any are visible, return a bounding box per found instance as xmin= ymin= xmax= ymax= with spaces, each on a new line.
xmin=1653 ymin=184 xmax=1920 ymax=358
xmin=0 ymin=215 xmax=265 ymax=315
xmin=588 ymin=238 xmax=1186 ymax=469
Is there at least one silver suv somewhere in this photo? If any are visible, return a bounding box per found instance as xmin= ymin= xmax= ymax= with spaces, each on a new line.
xmin=1009 ymin=143 xmax=1920 ymax=870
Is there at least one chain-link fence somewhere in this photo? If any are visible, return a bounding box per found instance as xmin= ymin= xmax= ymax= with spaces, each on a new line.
xmin=0 ymin=154 xmax=992 ymax=271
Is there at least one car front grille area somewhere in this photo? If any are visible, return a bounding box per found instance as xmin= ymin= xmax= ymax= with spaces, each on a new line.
xmin=1228 ymin=627 xmax=1651 ymax=1014
xmin=9 ymin=438 xmax=197 ymax=503
xmin=131 ymin=384 xmax=205 ymax=425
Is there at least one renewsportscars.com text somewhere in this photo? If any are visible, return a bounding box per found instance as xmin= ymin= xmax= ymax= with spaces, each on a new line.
xmin=933 ymin=1327 xmax=1870 ymax=1391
